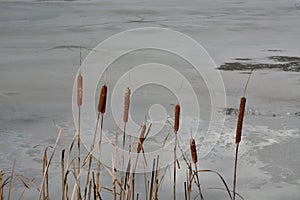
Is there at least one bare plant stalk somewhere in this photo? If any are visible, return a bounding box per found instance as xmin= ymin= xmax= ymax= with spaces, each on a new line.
xmin=84 ymin=113 xmax=100 ymax=199
xmin=38 ymin=129 xmax=62 ymax=200
xmin=77 ymin=69 xmax=83 ymax=200
xmin=121 ymin=87 xmax=130 ymax=200
xmin=233 ymin=97 xmax=246 ymax=200
xmin=61 ymin=150 xmax=65 ymax=200
xmin=0 ymin=169 xmax=3 ymax=200
xmin=8 ymin=160 xmax=16 ymax=200
xmin=184 ymin=182 xmax=187 ymax=200
xmin=88 ymin=179 xmax=92 ymax=200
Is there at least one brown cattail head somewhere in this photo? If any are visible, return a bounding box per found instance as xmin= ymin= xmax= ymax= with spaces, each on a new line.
xmin=190 ymin=138 xmax=197 ymax=164
xmin=137 ymin=124 xmax=146 ymax=153
xmin=123 ymin=87 xmax=131 ymax=123
xmin=236 ymin=97 xmax=246 ymax=144
xmin=77 ymin=72 xmax=83 ymax=107
xmin=97 ymin=85 xmax=107 ymax=114
xmin=174 ymin=104 xmax=180 ymax=132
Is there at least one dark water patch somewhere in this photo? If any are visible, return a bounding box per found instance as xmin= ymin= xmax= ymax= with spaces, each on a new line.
xmin=218 ymin=61 xmax=300 ymax=72
xmin=268 ymin=56 xmax=300 ymax=62
xmin=46 ymin=45 xmax=92 ymax=52
xmin=267 ymin=49 xmax=284 ymax=52
xmin=2 ymin=91 xmax=20 ymax=96
xmin=235 ymin=57 xmax=252 ymax=61
xmin=221 ymin=107 xmax=262 ymax=116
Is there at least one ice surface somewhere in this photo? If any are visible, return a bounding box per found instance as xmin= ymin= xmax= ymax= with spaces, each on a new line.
xmin=0 ymin=0 xmax=299 ymax=199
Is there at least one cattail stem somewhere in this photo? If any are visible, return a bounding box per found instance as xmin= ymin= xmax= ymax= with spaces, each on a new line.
xmin=233 ymin=97 xmax=246 ymax=200
xmin=194 ymin=165 xmax=204 ymax=200
xmin=8 ymin=160 xmax=15 ymax=200
xmin=0 ymin=169 xmax=3 ymax=200
xmin=61 ymin=149 xmax=65 ymax=200
xmin=173 ymin=134 xmax=177 ymax=200
xmin=84 ymin=113 xmax=100 ymax=199
xmin=77 ymin=71 xmax=82 ymax=200
xmin=233 ymin=144 xmax=239 ymax=200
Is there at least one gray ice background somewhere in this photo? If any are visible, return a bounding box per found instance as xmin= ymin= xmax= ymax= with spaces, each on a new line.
xmin=0 ymin=0 xmax=299 ymax=199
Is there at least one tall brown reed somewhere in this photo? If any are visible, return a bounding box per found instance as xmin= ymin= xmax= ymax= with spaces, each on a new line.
xmin=7 ymin=160 xmax=15 ymax=200
xmin=96 ymin=84 xmax=108 ymax=199
xmin=77 ymin=69 xmax=83 ymax=200
xmin=189 ymin=138 xmax=204 ymax=200
xmin=121 ymin=87 xmax=130 ymax=200
xmin=173 ymin=104 xmax=180 ymax=200
xmin=233 ymin=97 xmax=246 ymax=200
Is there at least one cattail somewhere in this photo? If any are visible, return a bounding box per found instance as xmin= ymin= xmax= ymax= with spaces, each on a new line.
xmin=236 ymin=97 xmax=246 ymax=144
xmin=77 ymin=72 xmax=83 ymax=107
xmin=123 ymin=87 xmax=130 ymax=123
xmin=174 ymin=104 xmax=180 ymax=132
xmin=97 ymin=85 xmax=107 ymax=114
xmin=137 ymin=124 xmax=146 ymax=153
xmin=189 ymin=138 xmax=197 ymax=164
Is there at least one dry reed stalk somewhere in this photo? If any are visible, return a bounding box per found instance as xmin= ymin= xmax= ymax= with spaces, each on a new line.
xmin=88 ymin=179 xmax=92 ymax=200
xmin=196 ymin=169 xmax=232 ymax=200
xmin=61 ymin=149 xmax=65 ymax=200
xmin=38 ymin=129 xmax=62 ymax=200
xmin=184 ymin=182 xmax=187 ymax=200
xmin=8 ymin=160 xmax=16 ymax=200
xmin=137 ymin=124 xmax=146 ymax=154
xmin=77 ymin=70 xmax=83 ymax=200
xmin=233 ymin=97 xmax=246 ymax=200
xmin=149 ymin=158 xmax=156 ymax=200
xmin=143 ymin=161 xmax=148 ymax=200
xmin=84 ymin=113 xmax=100 ymax=199
xmin=0 ymin=169 xmax=3 ymax=200
xmin=42 ymin=152 xmax=46 ymax=200
xmin=44 ymin=150 xmax=49 ymax=199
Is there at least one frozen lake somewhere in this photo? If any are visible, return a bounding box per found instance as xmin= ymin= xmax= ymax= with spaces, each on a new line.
xmin=0 ymin=0 xmax=299 ymax=199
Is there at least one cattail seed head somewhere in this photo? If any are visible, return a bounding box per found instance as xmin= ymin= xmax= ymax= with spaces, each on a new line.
xmin=123 ymin=87 xmax=130 ymax=123
xmin=174 ymin=104 xmax=180 ymax=132
xmin=77 ymin=72 xmax=83 ymax=107
xmin=190 ymin=138 xmax=197 ymax=164
xmin=137 ymin=124 xmax=146 ymax=153
xmin=97 ymin=85 xmax=107 ymax=114
xmin=236 ymin=97 xmax=246 ymax=144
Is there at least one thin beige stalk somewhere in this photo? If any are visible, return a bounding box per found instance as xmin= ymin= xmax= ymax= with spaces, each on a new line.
xmin=0 ymin=169 xmax=3 ymax=200
xmin=38 ymin=129 xmax=62 ymax=200
xmin=8 ymin=160 xmax=16 ymax=200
